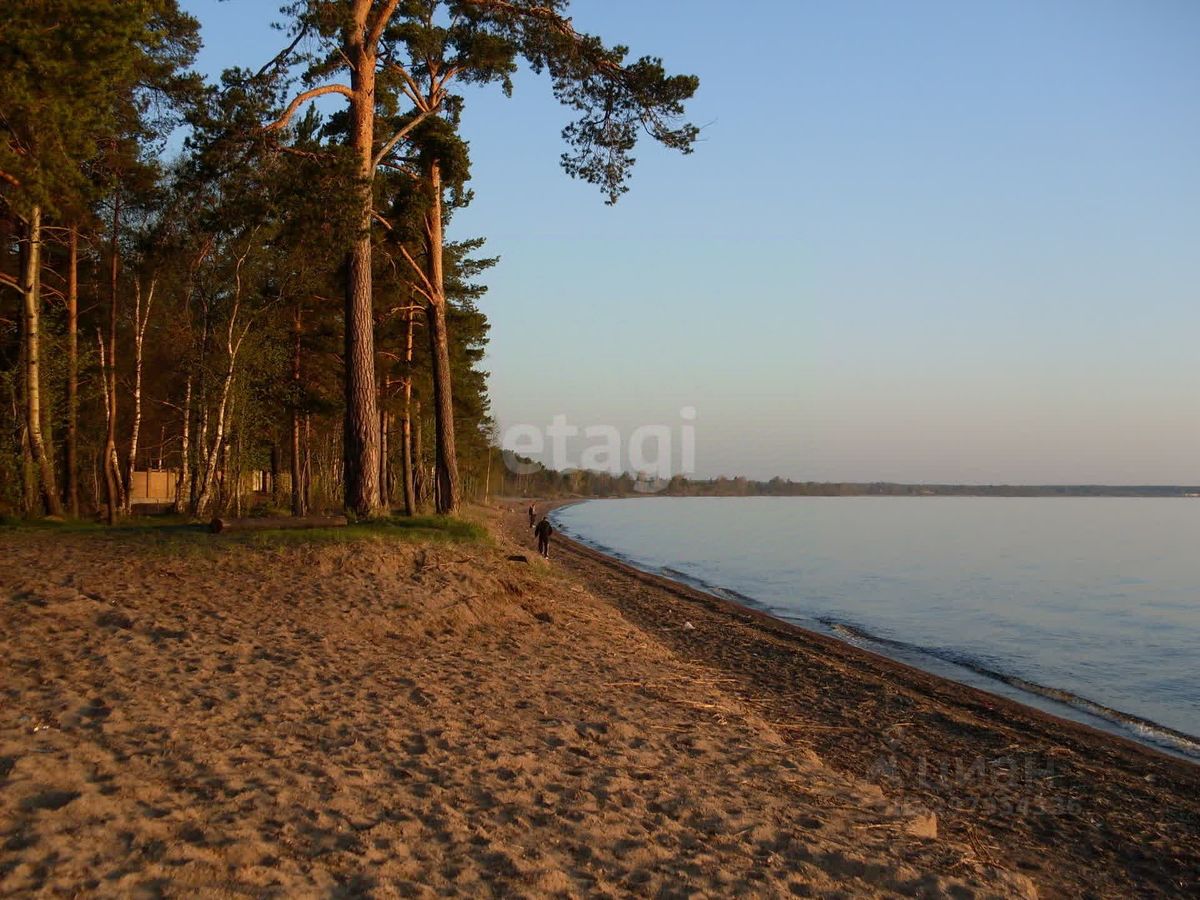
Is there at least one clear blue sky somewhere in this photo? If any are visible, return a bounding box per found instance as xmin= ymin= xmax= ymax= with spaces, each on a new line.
xmin=181 ymin=0 xmax=1199 ymax=484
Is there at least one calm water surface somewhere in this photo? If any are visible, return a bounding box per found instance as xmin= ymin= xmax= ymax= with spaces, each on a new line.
xmin=552 ymin=497 xmax=1200 ymax=760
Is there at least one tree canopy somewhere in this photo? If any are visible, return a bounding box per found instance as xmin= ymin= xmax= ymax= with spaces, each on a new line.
xmin=0 ymin=0 xmax=699 ymax=520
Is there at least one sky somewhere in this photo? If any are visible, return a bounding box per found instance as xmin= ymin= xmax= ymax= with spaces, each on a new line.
xmin=179 ymin=0 xmax=1200 ymax=484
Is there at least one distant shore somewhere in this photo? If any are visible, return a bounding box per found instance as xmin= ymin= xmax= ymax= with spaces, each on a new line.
xmin=504 ymin=463 xmax=1200 ymax=499
xmin=537 ymin=484 xmax=1200 ymax=499
xmin=528 ymin=499 xmax=1200 ymax=897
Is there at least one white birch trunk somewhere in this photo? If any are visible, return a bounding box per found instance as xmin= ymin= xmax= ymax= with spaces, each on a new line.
xmin=124 ymin=277 xmax=154 ymax=512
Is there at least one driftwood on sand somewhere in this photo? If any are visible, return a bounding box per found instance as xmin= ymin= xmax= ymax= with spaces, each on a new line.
xmin=209 ymin=515 xmax=348 ymax=534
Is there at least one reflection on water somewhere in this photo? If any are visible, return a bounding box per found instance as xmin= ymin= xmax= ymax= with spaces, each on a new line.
xmin=553 ymin=497 xmax=1200 ymax=759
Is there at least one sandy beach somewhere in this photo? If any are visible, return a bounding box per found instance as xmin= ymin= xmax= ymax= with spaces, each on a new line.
xmin=1 ymin=506 xmax=1194 ymax=896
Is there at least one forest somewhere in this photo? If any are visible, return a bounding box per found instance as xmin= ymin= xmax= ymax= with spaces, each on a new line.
xmin=0 ymin=0 xmax=698 ymax=521
xmin=497 ymin=459 xmax=1200 ymax=499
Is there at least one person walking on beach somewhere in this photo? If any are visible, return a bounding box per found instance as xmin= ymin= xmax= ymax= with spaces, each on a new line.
xmin=528 ymin=502 xmax=537 ymax=530
xmin=535 ymin=517 xmax=553 ymax=559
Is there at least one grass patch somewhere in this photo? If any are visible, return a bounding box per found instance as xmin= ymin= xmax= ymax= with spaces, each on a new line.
xmin=230 ymin=515 xmax=488 ymax=548
xmin=0 ymin=514 xmax=200 ymax=536
xmin=0 ymin=512 xmax=488 ymax=554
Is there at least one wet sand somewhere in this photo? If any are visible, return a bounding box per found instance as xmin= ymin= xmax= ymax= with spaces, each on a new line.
xmin=0 ymin=512 xmax=1042 ymax=897
xmin=526 ymin=501 xmax=1200 ymax=898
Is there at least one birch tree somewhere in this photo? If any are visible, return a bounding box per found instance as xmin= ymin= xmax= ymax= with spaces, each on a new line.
xmin=18 ymin=207 xmax=63 ymax=515
xmin=123 ymin=276 xmax=155 ymax=512
xmin=192 ymin=237 xmax=256 ymax=517
xmin=0 ymin=0 xmax=199 ymax=519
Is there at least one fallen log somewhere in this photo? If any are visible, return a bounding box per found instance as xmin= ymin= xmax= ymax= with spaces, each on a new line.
xmin=210 ymin=515 xmax=349 ymax=534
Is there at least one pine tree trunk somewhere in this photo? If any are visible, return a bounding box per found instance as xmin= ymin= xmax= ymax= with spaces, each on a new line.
xmin=270 ymin=441 xmax=280 ymax=505
xmin=21 ymin=206 xmax=63 ymax=517
xmin=401 ymin=410 xmax=415 ymax=516
xmin=20 ymin=424 xmax=35 ymax=515
xmin=290 ymin=303 xmax=307 ymax=516
xmin=400 ymin=310 xmax=416 ymax=517
xmin=291 ymin=408 xmax=306 ymax=516
xmin=423 ymin=160 xmax=460 ymax=515
xmin=426 ymin=300 xmax=459 ymax=515
xmin=65 ymin=226 xmax=79 ymax=516
xmin=102 ymin=194 xmax=121 ymax=524
xmin=302 ymin=413 xmax=312 ymax=513
xmin=379 ymin=408 xmax=391 ymax=510
xmin=342 ymin=38 xmax=382 ymax=518
xmin=90 ymin=450 xmax=100 ymax=512
xmin=412 ymin=399 xmax=426 ymax=510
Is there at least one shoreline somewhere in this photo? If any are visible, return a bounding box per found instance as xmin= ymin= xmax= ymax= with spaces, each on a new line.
xmin=546 ymin=501 xmax=1200 ymax=764
xmin=522 ymin=500 xmax=1200 ymax=897
xmin=3 ymin=511 xmax=1197 ymax=896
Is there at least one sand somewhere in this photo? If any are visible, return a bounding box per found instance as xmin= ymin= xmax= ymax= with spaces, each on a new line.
xmin=0 ymin=505 xmax=1130 ymax=897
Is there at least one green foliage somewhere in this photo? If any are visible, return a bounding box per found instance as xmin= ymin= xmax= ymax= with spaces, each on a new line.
xmin=0 ymin=0 xmax=200 ymax=218
xmin=0 ymin=1 xmax=698 ymax=520
xmin=446 ymin=0 xmax=700 ymax=203
xmin=253 ymin=514 xmax=489 ymax=547
xmin=270 ymin=1 xmax=698 ymax=203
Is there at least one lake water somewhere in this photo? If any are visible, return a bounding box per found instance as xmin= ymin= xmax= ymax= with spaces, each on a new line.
xmin=551 ymin=497 xmax=1200 ymax=761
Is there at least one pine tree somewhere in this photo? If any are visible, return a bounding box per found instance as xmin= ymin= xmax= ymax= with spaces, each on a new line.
xmin=265 ymin=0 xmax=698 ymax=517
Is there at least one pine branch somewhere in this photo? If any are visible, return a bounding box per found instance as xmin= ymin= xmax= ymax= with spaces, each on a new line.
xmin=265 ymin=84 xmax=354 ymax=132
xmin=254 ymin=24 xmax=311 ymax=80
xmin=366 ymin=0 xmax=404 ymax=52
xmin=372 ymin=108 xmax=437 ymax=169
xmin=397 ymin=245 xmax=437 ymax=305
